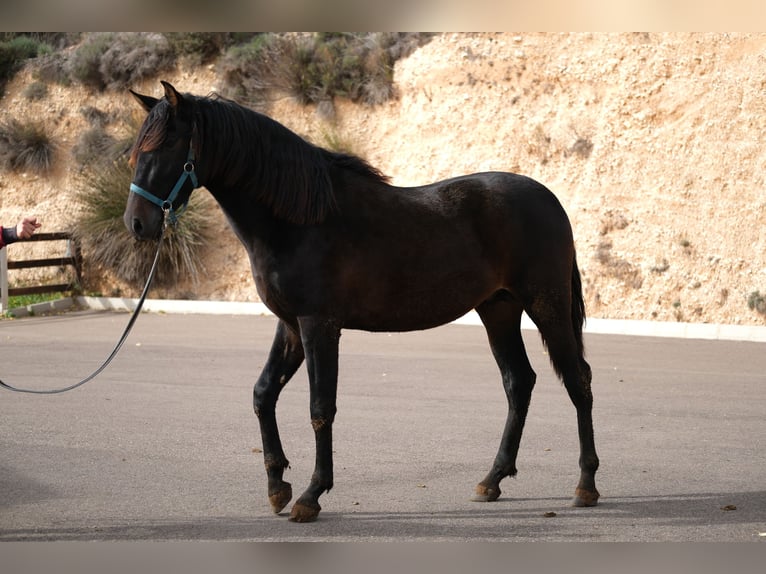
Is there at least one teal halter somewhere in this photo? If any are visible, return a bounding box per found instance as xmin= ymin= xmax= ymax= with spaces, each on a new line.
xmin=129 ymin=144 xmax=199 ymax=225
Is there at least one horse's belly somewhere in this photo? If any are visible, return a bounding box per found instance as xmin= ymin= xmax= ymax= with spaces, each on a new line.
xmin=343 ymin=280 xmax=492 ymax=333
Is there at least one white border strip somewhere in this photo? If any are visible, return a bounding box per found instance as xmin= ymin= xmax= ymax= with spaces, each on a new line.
xmin=77 ymin=296 xmax=273 ymax=316
xmin=5 ymin=296 xmax=766 ymax=343
xmin=452 ymin=309 xmax=766 ymax=342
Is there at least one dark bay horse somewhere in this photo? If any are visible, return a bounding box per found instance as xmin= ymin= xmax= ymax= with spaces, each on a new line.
xmin=124 ymin=81 xmax=599 ymax=522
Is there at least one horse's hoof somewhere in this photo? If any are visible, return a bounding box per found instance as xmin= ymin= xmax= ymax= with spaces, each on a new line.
xmin=471 ymin=483 xmax=501 ymax=502
xmin=572 ymin=487 xmax=600 ymax=507
xmin=288 ymin=501 xmax=321 ymax=523
xmin=268 ymin=482 xmax=293 ymax=514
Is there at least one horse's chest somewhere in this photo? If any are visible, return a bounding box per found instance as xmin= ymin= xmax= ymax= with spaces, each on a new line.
xmin=252 ymin=261 xmax=324 ymax=318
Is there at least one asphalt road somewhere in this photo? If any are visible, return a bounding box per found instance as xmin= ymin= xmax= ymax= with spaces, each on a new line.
xmin=0 ymin=311 xmax=764 ymax=542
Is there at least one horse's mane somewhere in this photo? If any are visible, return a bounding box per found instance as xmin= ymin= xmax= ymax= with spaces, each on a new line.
xmin=134 ymin=92 xmax=390 ymax=225
xmin=129 ymin=101 xmax=172 ymax=168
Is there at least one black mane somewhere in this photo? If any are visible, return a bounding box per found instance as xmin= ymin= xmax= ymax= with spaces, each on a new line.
xmin=191 ymin=94 xmax=389 ymax=224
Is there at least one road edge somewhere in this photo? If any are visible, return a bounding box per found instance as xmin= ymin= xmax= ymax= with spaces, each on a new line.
xmin=5 ymin=295 xmax=766 ymax=343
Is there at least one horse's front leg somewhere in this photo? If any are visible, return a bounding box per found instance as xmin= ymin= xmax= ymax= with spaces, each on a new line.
xmin=253 ymin=320 xmax=305 ymax=515
xmin=289 ymin=316 xmax=341 ymax=523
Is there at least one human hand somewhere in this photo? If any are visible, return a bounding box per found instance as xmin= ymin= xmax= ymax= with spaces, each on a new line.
xmin=16 ymin=217 xmax=41 ymax=239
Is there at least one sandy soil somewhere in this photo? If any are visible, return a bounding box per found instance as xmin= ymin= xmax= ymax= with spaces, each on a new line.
xmin=1 ymin=33 xmax=764 ymax=325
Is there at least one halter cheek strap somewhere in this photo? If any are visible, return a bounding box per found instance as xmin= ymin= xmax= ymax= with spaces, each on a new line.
xmin=130 ymin=145 xmax=199 ymax=225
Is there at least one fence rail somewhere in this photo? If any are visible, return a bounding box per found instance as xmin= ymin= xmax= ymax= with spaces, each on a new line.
xmin=0 ymin=232 xmax=82 ymax=312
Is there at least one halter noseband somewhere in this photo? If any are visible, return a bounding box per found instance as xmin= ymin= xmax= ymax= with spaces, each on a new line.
xmin=129 ymin=143 xmax=199 ymax=225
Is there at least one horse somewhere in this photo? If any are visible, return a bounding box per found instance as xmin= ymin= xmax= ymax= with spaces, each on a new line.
xmin=124 ymin=81 xmax=599 ymax=523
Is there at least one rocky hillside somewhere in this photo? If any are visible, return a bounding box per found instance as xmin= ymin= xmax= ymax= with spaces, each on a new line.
xmin=1 ymin=32 xmax=765 ymax=325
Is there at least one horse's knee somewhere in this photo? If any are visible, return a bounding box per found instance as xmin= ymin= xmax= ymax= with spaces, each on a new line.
xmin=505 ymin=371 xmax=536 ymax=405
xmin=253 ymin=382 xmax=279 ymax=417
xmin=311 ymin=417 xmax=332 ymax=432
xmin=309 ymin=400 xmax=337 ymax=429
xmin=253 ymin=388 xmax=265 ymax=417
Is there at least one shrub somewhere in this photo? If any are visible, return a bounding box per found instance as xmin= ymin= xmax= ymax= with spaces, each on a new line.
xmin=0 ymin=117 xmax=56 ymax=173
xmin=32 ymin=51 xmax=71 ymax=85
xmin=165 ymin=32 xmax=256 ymax=65
xmin=98 ymin=33 xmax=175 ymax=90
xmin=569 ymin=137 xmax=594 ymax=159
xmin=71 ymin=126 xmax=117 ymax=168
xmin=320 ymin=127 xmax=358 ymax=154
xmin=748 ymin=291 xmax=766 ymax=315
xmin=220 ymin=33 xmax=433 ymax=108
xmin=22 ymin=80 xmax=48 ymax=100
xmin=66 ymin=33 xmax=113 ymax=90
xmin=1 ymin=35 xmax=48 ymax=62
xmin=218 ymin=33 xmax=277 ymax=103
xmin=593 ymin=240 xmax=643 ymax=289
xmin=79 ymin=105 xmax=111 ymax=127
xmin=72 ymin=158 xmax=214 ymax=290
xmin=67 ymin=33 xmax=176 ymax=91
xmin=0 ymin=33 xmax=79 ymax=50
xmin=0 ymin=34 xmax=53 ymax=94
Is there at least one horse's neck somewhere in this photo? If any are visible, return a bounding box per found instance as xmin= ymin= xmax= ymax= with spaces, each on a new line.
xmin=206 ymin=183 xmax=280 ymax=250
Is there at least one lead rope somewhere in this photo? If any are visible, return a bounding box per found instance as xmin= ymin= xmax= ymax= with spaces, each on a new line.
xmin=0 ymin=217 xmax=168 ymax=395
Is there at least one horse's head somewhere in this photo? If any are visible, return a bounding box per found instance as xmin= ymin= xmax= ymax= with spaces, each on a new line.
xmin=124 ymin=81 xmax=200 ymax=240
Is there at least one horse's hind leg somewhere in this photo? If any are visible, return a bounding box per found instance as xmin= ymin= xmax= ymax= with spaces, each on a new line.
xmin=253 ymin=319 xmax=305 ymax=514
xmin=472 ymin=295 xmax=537 ymax=502
xmin=527 ymin=297 xmax=600 ymax=507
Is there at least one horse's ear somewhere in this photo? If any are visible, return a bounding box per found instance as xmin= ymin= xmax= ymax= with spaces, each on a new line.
xmin=161 ymin=81 xmax=183 ymax=109
xmin=129 ymin=89 xmax=159 ymax=113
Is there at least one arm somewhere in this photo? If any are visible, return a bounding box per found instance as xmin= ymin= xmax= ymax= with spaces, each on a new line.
xmin=0 ymin=225 xmax=17 ymax=249
xmin=1 ymin=218 xmax=40 ymax=249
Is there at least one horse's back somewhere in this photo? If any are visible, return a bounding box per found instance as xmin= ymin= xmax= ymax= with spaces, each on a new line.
xmin=414 ymin=171 xmax=575 ymax=251
xmin=396 ymin=171 xmax=570 ymax=224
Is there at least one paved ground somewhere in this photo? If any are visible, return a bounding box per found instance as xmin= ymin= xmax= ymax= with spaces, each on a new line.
xmin=0 ymin=311 xmax=764 ymax=541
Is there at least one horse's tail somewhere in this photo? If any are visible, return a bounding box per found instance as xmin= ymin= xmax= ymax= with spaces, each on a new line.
xmin=571 ymin=250 xmax=587 ymax=357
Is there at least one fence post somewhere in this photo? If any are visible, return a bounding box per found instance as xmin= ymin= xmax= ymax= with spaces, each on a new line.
xmin=0 ymin=233 xmax=82 ymax=310
xmin=0 ymin=248 xmax=8 ymax=313
xmin=68 ymin=235 xmax=83 ymax=287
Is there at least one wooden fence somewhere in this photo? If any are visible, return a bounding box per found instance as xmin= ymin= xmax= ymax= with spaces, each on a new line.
xmin=0 ymin=232 xmax=82 ymax=313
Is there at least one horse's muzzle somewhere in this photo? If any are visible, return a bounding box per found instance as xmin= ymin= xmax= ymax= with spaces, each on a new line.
xmin=124 ymin=211 xmax=161 ymax=241
xmin=130 ymin=216 xmax=144 ymax=237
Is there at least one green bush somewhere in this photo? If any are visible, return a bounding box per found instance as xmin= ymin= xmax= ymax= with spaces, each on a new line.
xmin=0 ymin=33 xmax=79 ymax=50
xmin=0 ymin=117 xmax=56 ymax=173
xmin=73 ymin=158 xmax=214 ymax=290
xmin=0 ymin=34 xmax=53 ymax=95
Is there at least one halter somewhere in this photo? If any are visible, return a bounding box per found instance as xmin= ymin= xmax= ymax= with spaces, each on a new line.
xmin=129 ymin=143 xmax=199 ymax=225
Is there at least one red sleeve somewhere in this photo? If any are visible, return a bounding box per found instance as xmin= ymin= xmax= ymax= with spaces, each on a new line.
xmin=0 ymin=226 xmax=6 ymax=249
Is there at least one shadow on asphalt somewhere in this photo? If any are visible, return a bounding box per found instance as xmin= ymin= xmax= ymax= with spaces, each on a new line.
xmin=2 ymin=490 xmax=763 ymax=541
